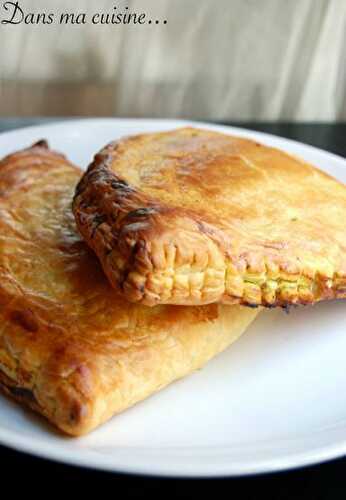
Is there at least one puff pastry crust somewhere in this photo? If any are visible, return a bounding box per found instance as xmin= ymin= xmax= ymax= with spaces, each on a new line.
xmin=0 ymin=141 xmax=258 ymax=435
xmin=73 ymin=127 xmax=346 ymax=307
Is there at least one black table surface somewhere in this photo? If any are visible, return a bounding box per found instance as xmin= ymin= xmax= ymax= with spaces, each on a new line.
xmin=0 ymin=118 xmax=346 ymax=495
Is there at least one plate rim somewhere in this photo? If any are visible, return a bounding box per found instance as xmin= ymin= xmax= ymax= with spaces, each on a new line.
xmin=1 ymin=421 xmax=346 ymax=478
xmin=1 ymin=116 xmax=345 ymax=167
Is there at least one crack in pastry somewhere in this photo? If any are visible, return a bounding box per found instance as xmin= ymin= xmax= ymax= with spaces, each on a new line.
xmin=0 ymin=141 xmax=259 ymax=435
xmin=73 ymin=127 xmax=346 ymax=307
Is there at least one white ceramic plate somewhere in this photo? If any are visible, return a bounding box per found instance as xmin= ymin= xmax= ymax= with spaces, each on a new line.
xmin=0 ymin=118 xmax=345 ymax=477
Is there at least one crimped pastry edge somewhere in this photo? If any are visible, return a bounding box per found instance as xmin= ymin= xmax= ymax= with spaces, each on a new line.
xmin=0 ymin=141 xmax=93 ymax=436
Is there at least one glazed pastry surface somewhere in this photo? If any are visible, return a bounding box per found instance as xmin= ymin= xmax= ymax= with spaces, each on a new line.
xmin=0 ymin=142 xmax=258 ymax=435
xmin=73 ymin=127 xmax=346 ymax=307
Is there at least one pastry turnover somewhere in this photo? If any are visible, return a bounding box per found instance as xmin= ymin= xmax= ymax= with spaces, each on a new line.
xmin=0 ymin=141 xmax=258 ymax=436
xmin=73 ymin=127 xmax=346 ymax=307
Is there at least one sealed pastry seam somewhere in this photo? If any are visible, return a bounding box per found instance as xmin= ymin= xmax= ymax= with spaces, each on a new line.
xmin=85 ymin=233 xmax=346 ymax=307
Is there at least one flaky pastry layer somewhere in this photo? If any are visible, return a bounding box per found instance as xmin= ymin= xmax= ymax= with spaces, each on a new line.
xmin=73 ymin=127 xmax=346 ymax=307
xmin=0 ymin=142 xmax=258 ymax=435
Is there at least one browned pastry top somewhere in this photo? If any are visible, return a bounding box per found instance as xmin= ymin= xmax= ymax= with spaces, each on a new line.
xmin=0 ymin=141 xmax=257 ymax=435
xmin=73 ymin=127 xmax=346 ymax=307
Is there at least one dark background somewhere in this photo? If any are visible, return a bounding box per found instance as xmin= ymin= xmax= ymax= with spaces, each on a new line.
xmin=1 ymin=119 xmax=346 ymax=496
